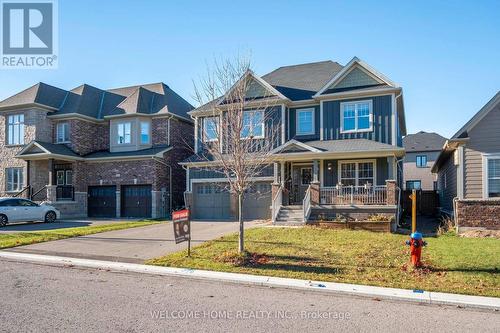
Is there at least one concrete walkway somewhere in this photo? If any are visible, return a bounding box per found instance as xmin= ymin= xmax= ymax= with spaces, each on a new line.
xmin=5 ymin=221 xmax=264 ymax=263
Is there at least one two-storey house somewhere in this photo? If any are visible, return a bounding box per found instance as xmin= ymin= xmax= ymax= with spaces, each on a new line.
xmin=0 ymin=82 xmax=193 ymax=219
xmin=182 ymin=57 xmax=407 ymax=224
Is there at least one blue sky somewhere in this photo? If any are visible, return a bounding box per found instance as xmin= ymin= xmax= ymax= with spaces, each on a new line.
xmin=1 ymin=0 xmax=499 ymax=138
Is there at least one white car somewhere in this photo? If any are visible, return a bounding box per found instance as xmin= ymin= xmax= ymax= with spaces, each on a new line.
xmin=0 ymin=198 xmax=60 ymax=226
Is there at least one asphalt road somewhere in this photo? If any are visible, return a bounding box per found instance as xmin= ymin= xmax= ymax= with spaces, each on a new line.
xmin=1 ymin=260 xmax=498 ymax=332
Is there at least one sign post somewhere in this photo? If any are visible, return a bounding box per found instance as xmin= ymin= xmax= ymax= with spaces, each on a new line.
xmin=172 ymin=208 xmax=191 ymax=257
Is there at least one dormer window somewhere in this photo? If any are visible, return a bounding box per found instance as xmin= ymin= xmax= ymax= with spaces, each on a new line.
xmin=296 ymin=108 xmax=315 ymax=136
xmin=203 ymin=117 xmax=218 ymax=142
xmin=117 ymin=122 xmax=132 ymax=144
xmin=56 ymin=122 xmax=70 ymax=143
xmin=241 ymin=110 xmax=264 ymax=139
xmin=340 ymin=100 xmax=373 ymax=133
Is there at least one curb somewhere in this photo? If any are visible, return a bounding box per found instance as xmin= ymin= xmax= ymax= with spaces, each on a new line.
xmin=1 ymin=251 xmax=498 ymax=311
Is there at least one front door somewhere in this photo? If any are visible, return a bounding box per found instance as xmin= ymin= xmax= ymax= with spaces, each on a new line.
xmin=291 ymin=164 xmax=312 ymax=204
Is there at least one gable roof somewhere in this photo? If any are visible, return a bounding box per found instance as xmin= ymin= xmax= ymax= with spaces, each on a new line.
xmin=0 ymin=82 xmax=194 ymax=121
xmin=314 ymin=57 xmax=398 ymax=97
xmin=403 ymin=131 xmax=447 ymax=152
xmin=262 ymin=61 xmax=344 ymax=101
xmin=451 ymin=91 xmax=500 ymax=139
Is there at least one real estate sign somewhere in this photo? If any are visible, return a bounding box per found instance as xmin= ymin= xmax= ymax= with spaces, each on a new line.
xmin=173 ymin=209 xmax=190 ymax=244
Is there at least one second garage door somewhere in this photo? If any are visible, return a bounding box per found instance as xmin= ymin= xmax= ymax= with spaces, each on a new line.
xmin=121 ymin=185 xmax=152 ymax=218
xmin=192 ymin=183 xmax=231 ymax=220
xmin=243 ymin=182 xmax=271 ymax=220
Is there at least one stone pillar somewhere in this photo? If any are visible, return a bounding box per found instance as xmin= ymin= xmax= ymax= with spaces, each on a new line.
xmin=46 ymin=185 xmax=57 ymax=203
xmin=310 ymin=181 xmax=320 ymax=206
xmin=386 ymin=180 xmax=397 ymax=205
xmin=48 ymin=158 xmax=54 ymax=186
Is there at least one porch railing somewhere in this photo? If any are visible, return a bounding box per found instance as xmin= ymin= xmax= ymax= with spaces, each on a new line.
xmin=302 ymin=185 xmax=311 ymax=222
xmin=320 ymin=185 xmax=387 ymax=205
xmin=271 ymin=185 xmax=283 ymax=223
xmin=56 ymin=185 xmax=74 ymax=201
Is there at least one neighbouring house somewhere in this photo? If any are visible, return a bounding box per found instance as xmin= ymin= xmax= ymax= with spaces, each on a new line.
xmin=0 ymin=82 xmax=193 ymax=219
xmin=403 ymin=131 xmax=447 ymax=191
xmin=432 ymin=91 xmax=500 ymax=230
xmin=182 ymin=57 xmax=406 ymax=225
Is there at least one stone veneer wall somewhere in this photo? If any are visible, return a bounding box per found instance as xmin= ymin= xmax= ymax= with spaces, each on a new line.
xmin=456 ymin=199 xmax=500 ymax=230
xmin=0 ymin=108 xmax=52 ymax=196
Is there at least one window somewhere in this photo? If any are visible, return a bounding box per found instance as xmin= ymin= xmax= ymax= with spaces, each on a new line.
xmin=66 ymin=170 xmax=73 ymax=186
xmin=7 ymin=114 xmax=24 ymax=145
xmin=296 ymin=108 xmax=315 ymax=135
xmin=486 ymin=156 xmax=500 ymax=198
xmin=18 ymin=199 xmax=38 ymax=207
xmin=340 ymin=100 xmax=373 ymax=133
xmin=203 ymin=117 xmax=218 ymax=142
xmin=241 ymin=110 xmax=264 ymax=139
xmin=56 ymin=122 xmax=70 ymax=143
xmin=5 ymin=167 xmax=23 ymax=192
xmin=140 ymin=121 xmax=150 ymax=144
xmin=416 ymin=155 xmax=427 ymax=168
xmin=56 ymin=171 xmax=65 ymax=185
xmin=339 ymin=161 xmax=375 ymax=186
xmin=117 ymin=122 xmax=132 ymax=144
xmin=301 ymin=168 xmax=312 ymax=185
xmin=406 ymin=181 xmax=422 ymax=190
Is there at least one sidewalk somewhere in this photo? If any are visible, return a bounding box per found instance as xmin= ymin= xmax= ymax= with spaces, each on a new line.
xmin=1 ymin=251 xmax=498 ymax=311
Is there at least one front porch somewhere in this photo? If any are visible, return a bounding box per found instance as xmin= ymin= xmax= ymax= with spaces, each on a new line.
xmin=270 ymin=157 xmax=400 ymax=226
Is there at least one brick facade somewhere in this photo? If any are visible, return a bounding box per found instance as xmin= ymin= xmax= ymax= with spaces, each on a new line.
xmin=64 ymin=119 xmax=109 ymax=155
xmin=456 ymin=199 xmax=500 ymax=230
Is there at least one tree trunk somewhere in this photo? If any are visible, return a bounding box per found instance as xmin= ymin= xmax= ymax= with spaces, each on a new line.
xmin=238 ymin=192 xmax=244 ymax=253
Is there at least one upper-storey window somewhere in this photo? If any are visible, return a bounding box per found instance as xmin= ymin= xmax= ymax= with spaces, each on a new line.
xmin=241 ymin=110 xmax=264 ymax=139
xmin=296 ymin=108 xmax=315 ymax=135
xmin=7 ymin=114 xmax=24 ymax=145
xmin=117 ymin=122 xmax=132 ymax=144
xmin=416 ymin=155 xmax=427 ymax=168
xmin=203 ymin=117 xmax=218 ymax=142
xmin=140 ymin=121 xmax=150 ymax=144
xmin=56 ymin=122 xmax=70 ymax=143
xmin=340 ymin=100 xmax=373 ymax=133
xmin=486 ymin=155 xmax=500 ymax=198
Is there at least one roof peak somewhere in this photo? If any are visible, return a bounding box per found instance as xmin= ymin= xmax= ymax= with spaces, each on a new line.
xmin=271 ymin=60 xmax=340 ymax=71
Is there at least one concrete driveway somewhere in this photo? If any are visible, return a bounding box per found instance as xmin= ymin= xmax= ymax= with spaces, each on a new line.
xmin=0 ymin=219 xmax=129 ymax=234
xmin=5 ymin=221 xmax=264 ymax=263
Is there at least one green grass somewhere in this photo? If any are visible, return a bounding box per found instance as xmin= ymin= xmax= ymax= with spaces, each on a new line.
xmin=147 ymin=227 xmax=500 ymax=297
xmin=0 ymin=221 xmax=160 ymax=249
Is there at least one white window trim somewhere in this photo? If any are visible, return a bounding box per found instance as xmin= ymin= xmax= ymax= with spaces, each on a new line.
xmin=56 ymin=122 xmax=70 ymax=144
xmin=56 ymin=170 xmax=65 ymax=185
xmin=482 ymin=153 xmax=500 ymax=199
xmin=300 ymin=167 xmax=312 ymax=186
xmin=139 ymin=121 xmax=151 ymax=145
xmin=5 ymin=167 xmax=24 ymax=193
xmin=296 ymin=108 xmax=315 ymax=136
xmin=338 ymin=159 xmax=377 ymax=186
xmin=203 ymin=116 xmax=219 ymax=142
xmin=7 ymin=114 xmax=25 ymax=146
xmin=116 ymin=121 xmax=132 ymax=145
xmin=340 ymin=99 xmax=373 ymax=134
xmin=241 ymin=109 xmax=265 ymax=140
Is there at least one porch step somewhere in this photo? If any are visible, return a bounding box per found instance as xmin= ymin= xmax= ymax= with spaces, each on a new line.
xmin=274 ymin=206 xmax=306 ymax=226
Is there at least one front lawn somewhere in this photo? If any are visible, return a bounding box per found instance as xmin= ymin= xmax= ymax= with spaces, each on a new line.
xmin=147 ymin=227 xmax=500 ymax=297
xmin=0 ymin=221 xmax=160 ymax=249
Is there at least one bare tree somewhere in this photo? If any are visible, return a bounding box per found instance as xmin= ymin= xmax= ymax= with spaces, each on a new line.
xmin=193 ymin=56 xmax=282 ymax=253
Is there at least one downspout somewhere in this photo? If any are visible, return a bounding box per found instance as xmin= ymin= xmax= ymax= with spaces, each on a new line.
xmin=152 ymin=157 xmax=173 ymax=217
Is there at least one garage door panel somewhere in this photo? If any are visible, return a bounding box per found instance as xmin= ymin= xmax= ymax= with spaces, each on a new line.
xmin=121 ymin=185 xmax=152 ymax=218
xmin=88 ymin=186 xmax=116 ymax=218
xmin=192 ymin=183 xmax=230 ymax=220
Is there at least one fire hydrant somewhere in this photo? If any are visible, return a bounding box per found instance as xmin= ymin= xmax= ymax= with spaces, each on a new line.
xmin=406 ymin=232 xmax=427 ymax=267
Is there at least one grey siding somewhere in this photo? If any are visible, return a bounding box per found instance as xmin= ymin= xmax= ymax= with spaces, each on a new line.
xmin=323 ymin=95 xmax=393 ymax=144
xmin=288 ymin=105 xmax=320 ymax=141
xmin=189 ymin=165 xmax=274 ymax=180
xmin=463 ymin=102 xmax=500 ymax=199
xmin=322 ymin=157 xmax=388 ymax=187
xmin=437 ymin=155 xmax=457 ymax=212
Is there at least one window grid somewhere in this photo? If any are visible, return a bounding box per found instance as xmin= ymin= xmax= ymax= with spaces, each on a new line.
xmin=203 ymin=117 xmax=218 ymax=142
xmin=241 ymin=110 xmax=264 ymax=139
xmin=117 ymin=122 xmax=132 ymax=144
xmin=416 ymin=155 xmax=427 ymax=168
xmin=341 ymin=101 xmax=372 ymax=133
xmin=296 ymin=108 xmax=315 ymax=135
xmin=339 ymin=161 xmax=374 ymax=186
xmin=56 ymin=122 xmax=70 ymax=143
xmin=6 ymin=167 xmax=23 ymax=192
xmin=7 ymin=114 xmax=25 ymax=145
xmin=487 ymin=158 xmax=500 ymax=198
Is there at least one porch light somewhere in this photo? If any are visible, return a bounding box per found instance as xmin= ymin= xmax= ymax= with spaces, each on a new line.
xmin=327 ymin=163 xmax=333 ymax=171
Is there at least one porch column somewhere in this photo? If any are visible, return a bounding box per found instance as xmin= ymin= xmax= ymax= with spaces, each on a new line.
xmin=280 ymin=162 xmax=285 ymax=185
xmin=312 ymin=160 xmax=319 ymax=183
xmin=273 ymin=162 xmax=279 ymax=184
xmin=387 ymin=156 xmax=395 ymax=180
xmin=46 ymin=159 xmax=56 ymax=202
xmin=311 ymin=160 xmax=320 ymax=205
